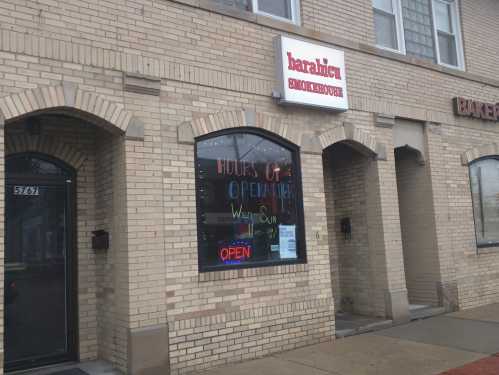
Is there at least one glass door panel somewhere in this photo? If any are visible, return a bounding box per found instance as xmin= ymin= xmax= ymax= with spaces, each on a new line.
xmin=5 ymin=177 xmax=73 ymax=370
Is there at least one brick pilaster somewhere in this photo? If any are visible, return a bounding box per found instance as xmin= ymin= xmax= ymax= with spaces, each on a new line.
xmin=425 ymin=122 xmax=459 ymax=311
xmin=367 ymin=119 xmax=410 ymax=322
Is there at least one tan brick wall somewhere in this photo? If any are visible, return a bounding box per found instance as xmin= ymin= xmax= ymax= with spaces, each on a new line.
xmin=431 ymin=122 xmax=499 ymax=310
xmin=0 ymin=0 xmax=498 ymax=373
xmin=461 ymin=0 xmax=499 ymax=78
xmin=301 ymin=0 xmax=375 ymax=44
xmin=95 ymin=132 xmax=129 ymax=368
xmin=161 ymin=92 xmax=336 ymax=371
xmin=109 ymin=137 xmax=130 ymax=372
xmin=363 ymin=124 xmax=411 ymax=320
xmin=324 ymin=144 xmax=372 ymax=315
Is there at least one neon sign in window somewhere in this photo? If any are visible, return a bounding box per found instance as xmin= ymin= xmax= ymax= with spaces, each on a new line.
xmin=195 ymin=130 xmax=306 ymax=271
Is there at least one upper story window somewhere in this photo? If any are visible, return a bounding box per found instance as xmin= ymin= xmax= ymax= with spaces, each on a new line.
xmin=432 ymin=0 xmax=464 ymax=69
xmin=210 ymin=0 xmax=300 ymax=24
xmin=372 ymin=0 xmax=464 ymax=69
xmin=372 ymin=0 xmax=405 ymax=53
xmin=401 ymin=0 xmax=435 ymax=61
xmin=195 ymin=130 xmax=306 ymax=271
xmin=469 ymin=158 xmax=499 ymax=248
xmin=252 ymin=0 xmax=300 ymax=23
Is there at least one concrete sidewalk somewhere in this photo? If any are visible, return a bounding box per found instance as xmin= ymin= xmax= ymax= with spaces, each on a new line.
xmin=195 ymin=303 xmax=499 ymax=375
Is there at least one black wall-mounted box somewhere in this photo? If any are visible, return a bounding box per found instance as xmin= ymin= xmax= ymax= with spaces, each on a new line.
xmin=92 ymin=230 xmax=109 ymax=251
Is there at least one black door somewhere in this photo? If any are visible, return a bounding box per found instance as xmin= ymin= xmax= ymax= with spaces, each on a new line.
xmin=4 ymin=153 xmax=77 ymax=371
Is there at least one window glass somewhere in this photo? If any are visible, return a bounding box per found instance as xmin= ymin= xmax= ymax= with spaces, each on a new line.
xmin=438 ymin=32 xmax=457 ymax=66
xmin=7 ymin=155 xmax=69 ymax=177
xmin=212 ymin=0 xmax=250 ymax=11
xmin=469 ymin=158 xmax=499 ymax=246
xmin=374 ymin=10 xmax=398 ymax=50
xmin=432 ymin=0 xmax=462 ymax=68
xmin=434 ymin=1 xmax=452 ymax=33
xmin=257 ymin=0 xmax=292 ymax=20
xmin=401 ymin=0 xmax=435 ymax=61
xmin=373 ymin=0 xmax=404 ymax=52
xmin=373 ymin=0 xmax=393 ymax=13
xmin=195 ymin=132 xmax=305 ymax=271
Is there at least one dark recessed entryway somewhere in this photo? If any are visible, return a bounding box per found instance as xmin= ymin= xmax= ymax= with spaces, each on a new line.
xmin=4 ymin=153 xmax=77 ymax=372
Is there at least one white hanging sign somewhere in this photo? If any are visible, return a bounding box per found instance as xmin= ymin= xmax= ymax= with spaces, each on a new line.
xmin=274 ymin=35 xmax=349 ymax=111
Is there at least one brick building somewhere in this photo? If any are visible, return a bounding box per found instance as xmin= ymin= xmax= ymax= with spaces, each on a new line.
xmin=0 ymin=0 xmax=498 ymax=374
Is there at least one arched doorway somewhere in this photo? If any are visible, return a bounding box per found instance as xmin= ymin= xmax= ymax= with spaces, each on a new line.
xmin=324 ymin=143 xmax=374 ymax=320
xmin=0 ymin=84 xmax=155 ymax=374
xmin=2 ymin=112 xmax=128 ymax=372
xmin=323 ymin=138 xmax=395 ymax=336
xmin=4 ymin=153 xmax=77 ymax=371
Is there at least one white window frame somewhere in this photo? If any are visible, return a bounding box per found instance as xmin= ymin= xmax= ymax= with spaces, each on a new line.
xmin=252 ymin=0 xmax=300 ymax=25
xmin=431 ymin=0 xmax=465 ymax=70
xmin=372 ymin=0 xmax=406 ymax=55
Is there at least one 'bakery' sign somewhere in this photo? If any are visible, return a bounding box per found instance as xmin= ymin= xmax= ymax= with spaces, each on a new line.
xmin=274 ymin=35 xmax=348 ymax=111
xmin=454 ymin=97 xmax=499 ymax=122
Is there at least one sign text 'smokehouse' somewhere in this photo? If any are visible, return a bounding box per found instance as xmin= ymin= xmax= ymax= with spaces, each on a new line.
xmin=274 ymin=35 xmax=348 ymax=111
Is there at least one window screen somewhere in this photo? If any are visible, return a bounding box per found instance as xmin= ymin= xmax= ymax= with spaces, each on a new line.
xmin=211 ymin=0 xmax=250 ymax=11
xmin=433 ymin=0 xmax=459 ymax=66
xmin=257 ymin=0 xmax=292 ymax=19
xmin=373 ymin=0 xmax=401 ymax=51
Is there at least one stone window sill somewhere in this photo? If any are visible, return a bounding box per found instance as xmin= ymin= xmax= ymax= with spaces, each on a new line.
xmin=476 ymin=244 xmax=499 ymax=255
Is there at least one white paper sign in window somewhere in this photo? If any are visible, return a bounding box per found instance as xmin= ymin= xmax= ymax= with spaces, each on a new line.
xmin=279 ymin=225 xmax=297 ymax=259
xmin=274 ymin=35 xmax=349 ymax=111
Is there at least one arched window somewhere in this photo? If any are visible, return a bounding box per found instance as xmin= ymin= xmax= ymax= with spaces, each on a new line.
xmin=7 ymin=153 xmax=72 ymax=178
xmin=469 ymin=157 xmax=499 ymax=247
xmin=195 ymin=129 xmax=306 ymax=271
